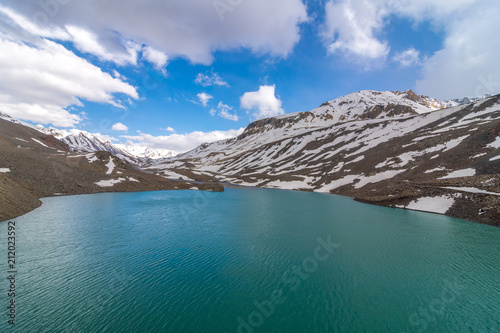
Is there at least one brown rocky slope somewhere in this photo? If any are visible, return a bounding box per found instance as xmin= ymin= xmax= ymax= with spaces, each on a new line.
xmin=0 ymin=118 xmax=222 ymax=222
xmin=148 ymin=92 xmax=500 ymax=227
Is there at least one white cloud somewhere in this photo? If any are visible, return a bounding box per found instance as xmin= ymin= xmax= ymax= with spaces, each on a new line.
xmin=0 ymin=6 xmax=142 ymax=68
xmin=2 ymin=103 xmax=81 ymax=128
xmin=66 ymin=25 xmax=140 ymax=66
xmin=0 ymin=37 xmax=138 ymax=127
xmin=2 ymin=0 xmax=308 ymax=65
xmin=0 ymin=5 xmax=70 ymax=40
xmin=162 ymin=127 xmax=176 ymax=132
xmin=112 ymin=123 xmax=129 ymax=131
xmin=142 ymin=46 xmax=168 ymax=73
xmin=240 ymin=85 xmax=284 ymax=119
xmin=197 ymin=93 xmax=213 ymax=107
xmin=210 ymin=101 xmax=239 ymax=121
xmin=195 ymin=72 xmax=229 ymax=87
xmin=121 ymin=128 xmax=245 ymax=153
xmin=388 ymin=0 xmax=478 ymax=21
xmin=415 ymin=0 xmax=500 ymax=99
xmin=321 ymin=0 xmax=390 ymax=60
xmin=320 ymin=0 xmax=500 ymax=98
xmin=393 ymin=48 xmax=421 ymax=67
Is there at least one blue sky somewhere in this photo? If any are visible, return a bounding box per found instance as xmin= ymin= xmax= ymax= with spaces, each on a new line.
xmin=0 ymin=0 xmax=499 ymax=153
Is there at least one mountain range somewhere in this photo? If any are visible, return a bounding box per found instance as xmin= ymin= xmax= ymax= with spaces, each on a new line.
xmin=146 ymin=90 xmax=500 ymax=226
xmin=0 ymin=116 xmax=221 ymax=222
xmin=1 ymin=90 xmax=499 ymax=226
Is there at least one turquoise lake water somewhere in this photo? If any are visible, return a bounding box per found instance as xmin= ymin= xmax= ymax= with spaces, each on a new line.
xmin=0 ymin=187 xmax=499 ymax=332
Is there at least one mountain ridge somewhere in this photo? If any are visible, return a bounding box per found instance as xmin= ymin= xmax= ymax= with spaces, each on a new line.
xmin=0 ymin=118 xmax=222 ymax=222
xmin=1 ymin=89 xmax=499 ymax=226
xmin=148 ymin=91 xmax=500 ymax=226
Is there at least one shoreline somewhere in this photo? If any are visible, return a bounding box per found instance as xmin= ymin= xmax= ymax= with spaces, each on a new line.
xmin=0 ymin=180 xmax=224 ymax=223
xmin=3 ymin=182 xmax=497 ymax=229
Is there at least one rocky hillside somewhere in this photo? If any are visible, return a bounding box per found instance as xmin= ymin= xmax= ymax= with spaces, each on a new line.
xmin=35 ymin=127 xmax=176 ymax=163
xmin=148 ymin=90 xmax=500 ymax=226
xmin=0 ymin=118 xmax=222 ymax=222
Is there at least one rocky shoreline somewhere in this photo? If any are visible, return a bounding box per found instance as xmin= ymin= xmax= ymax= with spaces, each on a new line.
xmin=0 ymin=181 xmax=224 ymax=223
xmin=0 ymin=118 xmax=223 ymax=223
xmin=145 ymin=93 xmax=500 ymax=228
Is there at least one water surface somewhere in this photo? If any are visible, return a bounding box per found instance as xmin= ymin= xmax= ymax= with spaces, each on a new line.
xmin=1 ymin=188 xmax=499 ymax=332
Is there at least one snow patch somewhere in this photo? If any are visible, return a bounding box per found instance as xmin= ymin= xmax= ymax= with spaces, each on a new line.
xmin=439 ymin=168 xmax=476 ymax=179
xmin=487 ymin=137 xmax=500 ymax=149
xmin=0 ymin=168 xmax=10 ymax=173
xmin=162 ymin=170 xmax=194 ymax=181
xmin=443 ymin=187 xmax=500 ymax=196
xmin=265 ymin=180 xmax=310 ymax=190
xmin=105 ymin=157 xmax=115 ymax=175
xmin=443 ymin=135 xmax=469 ymax=152
xmin=348 ymin=155 xmax=365 ymax=164
xmin=94 ymin=178 xmax=126 ymax=187
xmin=354 ymin=170 xmax=405 ymax=189
xmin=318 ymin=169 xmax=404 ymax=191
xmin=471 ymin=153 xmax=487 ymax=159
xmin=31 ymin=138 xmax=53 ymax=149
xmin=406 ymin=196 xmax=455 ymax=214
xmin=425 ymin=167 xmax=446 ymax=174
xmin=490 ymin=155 xmax=500 ymax=162
xmin=86 ymin=153 xmax=99 ymax=163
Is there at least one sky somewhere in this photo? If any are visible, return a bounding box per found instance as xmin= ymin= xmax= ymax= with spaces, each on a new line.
xmin=0 ymin=0 xmax=499 ymax=153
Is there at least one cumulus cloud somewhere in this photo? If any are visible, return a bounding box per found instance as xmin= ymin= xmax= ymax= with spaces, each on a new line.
xmin=240 ymin=85 xmax=284 ymax=119
xmin=320 ymin=0 xmax=500 ymax=98
xmin=162 ymin=127 xmax=176 ymax=133
xmin=121 ymin=128 xmax=245 ymax=153
xmin=66 ymin=25 xmax=140 ymax=66
xmin=195 ymin=71 xmax=229 ymax=87
xmin=197 ymin=93 xmax=213 ymax=107
xmin=210 ymin=101 xmax=239 ymax=121
xmin=0 ymin=4 xmax=70 ymax=40
xmin=2 ymin=0 xmax=308 ymax=64
xmin=321 ymin=0 xmax=390 ymax=60
xmin=415 ymin=0 xmax=500 ymax=99
xmin=112 ymin=123 xmax=129 ymax=131
xmin=388 ymin=0 xmax=478 ymax=21
xmin=393 ymin=48 xmax=421 ymax=67
xmin=0 ymin=37 xmax=138 ymax=127
xmin=141 ymin=46 xmax=168 ymax=73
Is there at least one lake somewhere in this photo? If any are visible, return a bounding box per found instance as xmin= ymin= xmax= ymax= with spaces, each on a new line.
xmin=1 ymin=188 xmax=499 ymax=332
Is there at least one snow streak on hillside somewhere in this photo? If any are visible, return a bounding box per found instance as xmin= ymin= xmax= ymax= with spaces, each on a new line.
xmin=149 ymin=91 xmax=500 ymax=226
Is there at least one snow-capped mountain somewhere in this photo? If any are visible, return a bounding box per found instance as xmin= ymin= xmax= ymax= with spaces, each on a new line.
xmin=35 ymin=127 xmax=138 ymax=161
xmin=0 ymin=111 xmax=23 ymax=125
xmin=114 ymin=144 xmax=177 ymax=159
xmin=172 ymin=90 xmax=443 ymax=162
xmin=0 ymin=117 xmax=222 ymax=221
xmin=440 ymin=94 xmax=493 ymax=108
xmin=1 ymin=89 xmax=499 ymax=225
xmin=33 ymin=127 xmax=175 ymax=162
xmin=148 ymin=90 xmax=500 ymax=226
xmin=0 ymin=112 xmax=176 ymax=162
